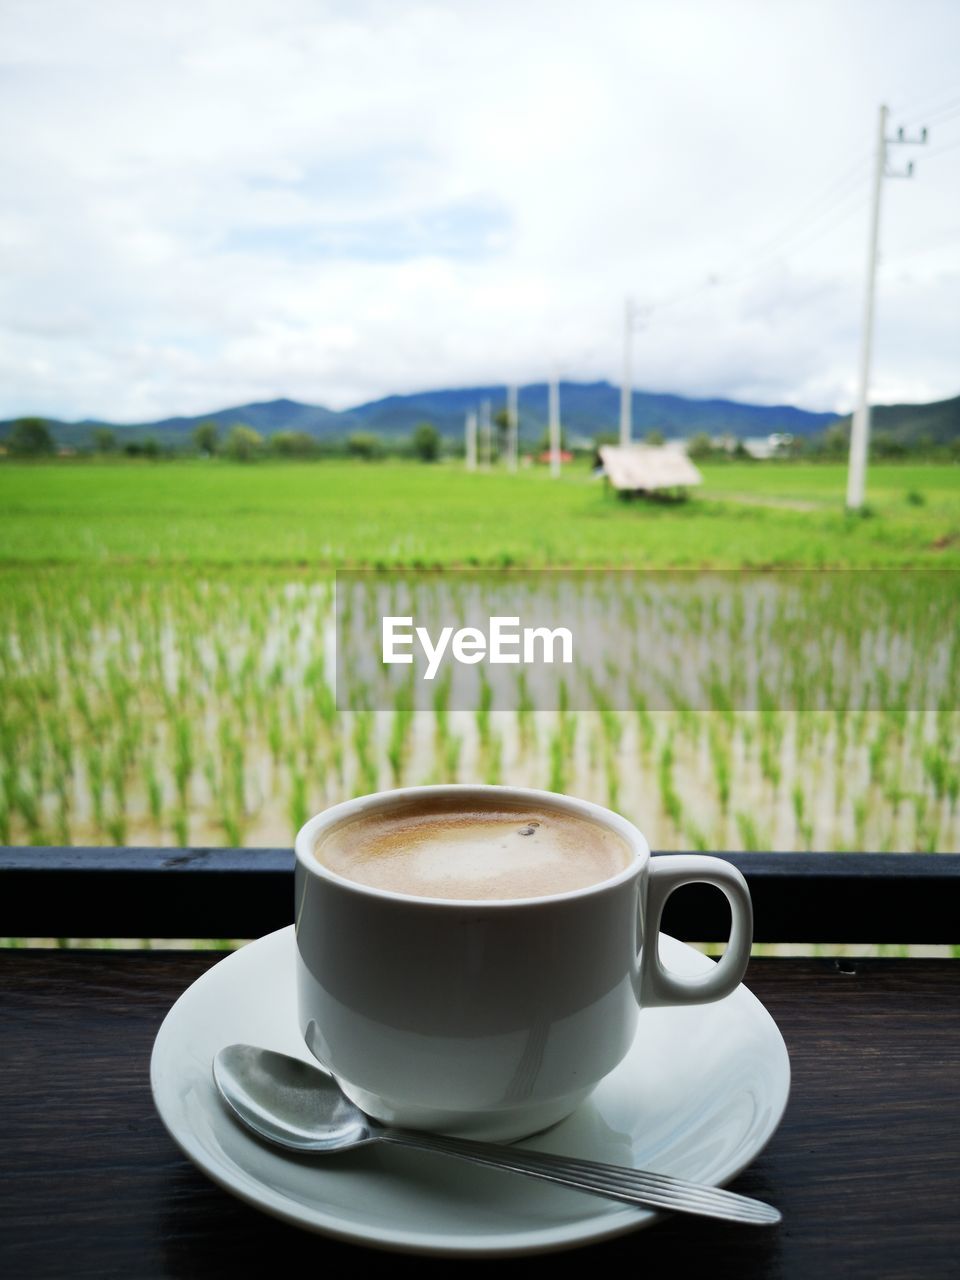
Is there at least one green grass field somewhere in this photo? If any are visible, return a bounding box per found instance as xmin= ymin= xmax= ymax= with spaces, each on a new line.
xmin=1 ymin=459 xmax=958 ymax=567
xmin=1 ymin=459 xmax=958 ymax=944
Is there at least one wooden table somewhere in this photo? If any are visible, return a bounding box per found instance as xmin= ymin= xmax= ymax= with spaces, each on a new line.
xmin=2 ymin=948 xmax=957 ymax=1279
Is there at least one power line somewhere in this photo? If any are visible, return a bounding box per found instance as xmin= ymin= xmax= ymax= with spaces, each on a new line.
xmin=926 ymin=103 xmax=960 ymax=129
xmin=645 ymin=151 xmax=871 ymax=314
xmin=650 ymin=177 xmax=869 ymax=313
xmin=882 ymin=226 xmax=960 ymax=265
xmin=895 ymin=81 xmax=960 ymax=127
xmin=736 ymin=155 xmax=871 ymax=263
xmin=923 ymin=135 xmax=960 ymax=162
xmin=646 ymin=101 xmax=949 ymax=320
xmin=717 ymin=181 xmax=869 ymax=291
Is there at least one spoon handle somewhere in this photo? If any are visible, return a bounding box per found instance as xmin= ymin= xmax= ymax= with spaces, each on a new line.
xmin=378 ymin=1129 xmax=780 ymax=1225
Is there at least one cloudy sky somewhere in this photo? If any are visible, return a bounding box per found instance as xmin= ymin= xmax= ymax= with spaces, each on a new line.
xmin=1 ymin=0 xmax=958 ymax=421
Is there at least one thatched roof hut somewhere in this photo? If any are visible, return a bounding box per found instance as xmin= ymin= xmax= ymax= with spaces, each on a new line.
xmin=598 ymin=445 xmax=703 ymax=495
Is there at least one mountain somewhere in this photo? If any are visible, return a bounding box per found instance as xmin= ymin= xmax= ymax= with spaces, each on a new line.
xmin=0 ymin=382 xmax=841 ymax=448
xmin=833 ymin=392 xmax=960 ymax=445
xmin=347 ymin=382 xmax=840 ymax=440
xmin=147 ymin=397 xmax=348 ymax=438
xmin=2 ymin=398 xmax=352 ymax=449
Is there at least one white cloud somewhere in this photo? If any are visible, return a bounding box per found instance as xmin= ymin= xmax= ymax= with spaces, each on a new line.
xmin=0 ymin=0 xmax=958 ymax=420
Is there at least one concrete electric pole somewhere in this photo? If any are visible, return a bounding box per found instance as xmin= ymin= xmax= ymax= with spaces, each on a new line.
xmin=465 ymin=409 xmax=477 ymax=471
xmin=549 ymin=376 xmax=561 ymax=478
xmin=507 ymin=384 xmax=518 ymax=471
xmin=481 ymin=399 xmax=494 ymax=468
xmin=620 ymin=297 xmax=637 ymax=447
xmin=846 ymin=104 xmax=927 ymax=511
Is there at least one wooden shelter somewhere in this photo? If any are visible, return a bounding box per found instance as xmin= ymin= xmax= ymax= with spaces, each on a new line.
xmin=598 ymin=444 xmax=703 ymax=497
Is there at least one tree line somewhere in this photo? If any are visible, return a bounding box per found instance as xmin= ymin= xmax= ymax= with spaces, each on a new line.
xmin=1 ymin=418 xmax=446 ymax=462
xmin=4 ymin=414 xmax=958 ymax=463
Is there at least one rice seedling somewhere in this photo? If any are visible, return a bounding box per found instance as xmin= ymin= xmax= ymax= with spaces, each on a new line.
xmin=708 ymin=721 xmax=732 ymax=813
xmin=923 ymin=744 xmax=948 ymax=802
xmin=736 ymin=811 xmax=766 ymax=853
xmin=515 ymin=671 xmax=534 ymax=749
xmin=853 ymin=798 xmax=868 ymax=850
xmin=475 ymin=673 xmax=493 ymax=748
xmin=658 ymin=738 xmax=684 ymax=833
xmin=548 ymin=729 xmax=567 ymax=795
xmin=443 ymin=734 xmax=462 ymax=782
xmin=173 ymin=808 xmax=189 ymax=848
xmin=432 ymin=671 xmax=451 ymax=744
xmin=289 ymin=769 xmax=308 ymax=833
xmin=106 ymin=807 xmax=127 ymax=847
xmin=603 ymin=740 xmax=621 ymax=812
xmin=759 ymin=739 xmax=782 ymax=791
xmin=629 ymin=686 xmax=656 ymax=760
xmin=351 ymin=711 xmax=379 ymax=796
xmin=483 ymin=733 xmax=503 ymax=786
xmin=86 ymin=744 xmax=105 ymax=836
xmin=173 ymin=718 xmax=193 ymax=812
xmin=684 ymin=820 xmax=710 ymax=852
xmin=387 ymin=683 xmax=414 ymax=786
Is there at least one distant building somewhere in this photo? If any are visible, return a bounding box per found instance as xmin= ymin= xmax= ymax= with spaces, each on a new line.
xmin=708 ymin=433 xmax=739 ymax=453
xmin=537 ymin=449 xmax=574 ymax=464
xmin=741 ymin=433 xmax=794 ymax=459
xmin=705 ymin=432 xmax=794 ymax=459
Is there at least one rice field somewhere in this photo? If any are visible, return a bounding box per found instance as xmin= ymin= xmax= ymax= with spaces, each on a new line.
xmin=2 ymin=566 xmax=956 ymax=856
xmin=1 ymin=459 xmax=958 ymax=951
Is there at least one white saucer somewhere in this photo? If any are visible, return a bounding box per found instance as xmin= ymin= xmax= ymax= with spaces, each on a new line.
xmin=151 ymin=926 xmax=790 ymax=1256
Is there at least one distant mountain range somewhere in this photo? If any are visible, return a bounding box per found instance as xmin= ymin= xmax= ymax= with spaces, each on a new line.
xmin=833 ymin=392 xmax=960 ymax=445
xmin=0 ymin=381 xmax=840 ymax=447
xmin=2 ymin=380 xmax=957 ymax=448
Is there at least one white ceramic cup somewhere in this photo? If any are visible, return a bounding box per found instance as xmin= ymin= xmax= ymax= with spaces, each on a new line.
xmin=294 ymin=784 xmax=752 ymax=1142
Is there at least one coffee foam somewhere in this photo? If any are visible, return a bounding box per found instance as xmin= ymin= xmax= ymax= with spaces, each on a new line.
xmin=315 ymin=799 xmax=633 ymax=900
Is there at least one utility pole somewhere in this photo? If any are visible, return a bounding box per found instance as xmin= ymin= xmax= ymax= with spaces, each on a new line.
xmin=465 ymin=409 xmax=477 ymax=471
xmin=549 ymin=376 xmax=561 ymax=478
xmin=846 ymin=104 xmax=927 ymax=510
xmin=507 ymin=384 xmax=518 ymax=471
xmin=620 ymin=297 xmax=637 ymax=447
xmin=480 ymin=399 xmax=492 ymax=468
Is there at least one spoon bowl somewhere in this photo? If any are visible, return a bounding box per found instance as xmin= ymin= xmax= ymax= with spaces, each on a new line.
xmin=214 ymin=1045 xmax=377 ymax=1152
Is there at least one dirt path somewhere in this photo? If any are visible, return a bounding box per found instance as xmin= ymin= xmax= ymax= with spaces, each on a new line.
xmin=706 ymin=491 xmax=823 ymax=512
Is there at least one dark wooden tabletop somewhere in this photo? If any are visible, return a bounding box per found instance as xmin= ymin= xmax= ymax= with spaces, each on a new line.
xmin=1 ymin=950 xmax=958 ymax=1280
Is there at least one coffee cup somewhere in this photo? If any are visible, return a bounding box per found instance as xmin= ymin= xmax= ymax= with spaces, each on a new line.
xmin=294 ymin=784 xmax=752 ymax=1142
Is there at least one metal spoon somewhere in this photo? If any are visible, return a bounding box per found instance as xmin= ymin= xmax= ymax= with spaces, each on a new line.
xmin=213 ymin=1044 xmax=780 ymax=1226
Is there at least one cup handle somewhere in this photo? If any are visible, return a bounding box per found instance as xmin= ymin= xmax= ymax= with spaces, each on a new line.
xmin=639 ymin=855 xmax=753 ymax=1007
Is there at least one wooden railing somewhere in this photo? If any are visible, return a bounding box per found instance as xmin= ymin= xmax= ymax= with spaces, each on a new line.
xmin=2 ymin=847 xmax=957 ymax=943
